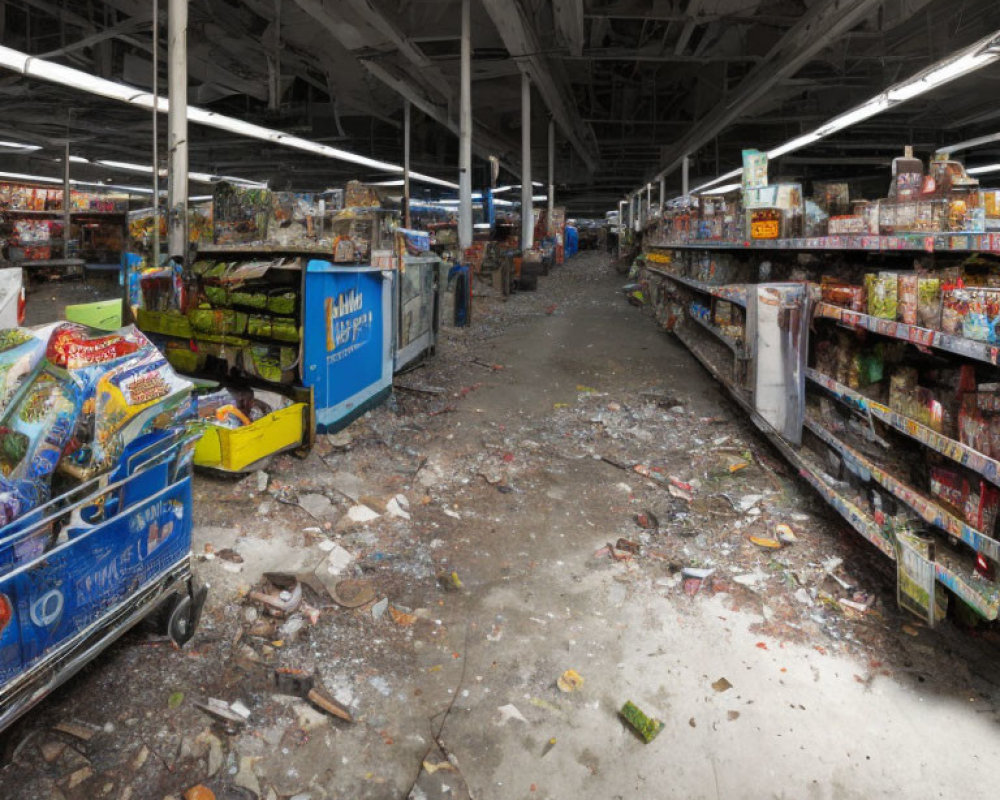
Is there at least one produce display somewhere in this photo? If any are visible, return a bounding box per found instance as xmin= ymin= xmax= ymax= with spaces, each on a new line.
xmin=134 ymin=256 xmax=302 ymax=387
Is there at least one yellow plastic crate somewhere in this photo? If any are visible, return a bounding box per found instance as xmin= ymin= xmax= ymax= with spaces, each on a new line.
xmin=194 ymin=402 xmax=306 ymax=472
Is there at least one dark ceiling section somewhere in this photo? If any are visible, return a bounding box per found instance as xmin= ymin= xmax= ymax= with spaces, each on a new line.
xmin=0 ymin=0 xmax=999 ymax=211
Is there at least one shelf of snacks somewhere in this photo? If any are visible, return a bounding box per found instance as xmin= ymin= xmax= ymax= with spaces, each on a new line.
xmin=687 ymin=302 xmax=744 ymax=354
xmin=631 ymin=146 xmax=1000 ymax=623
xmin=803 ymin=413 xmax=1000 ymax=563
xmin=682 ymin=334 xmax=998 ymax=615
xmin=814 ymin=302 xmax=1000 ymax=367
xmin=645 ymin=265 xmax=748 ymax=306
xmin=645 ymin=233 xmax=1000 ymax=253
xmin=806 ymin=367 xmax=1000 ymax=487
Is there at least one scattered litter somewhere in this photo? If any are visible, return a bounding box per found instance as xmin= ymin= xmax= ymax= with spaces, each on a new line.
xmin=793 ymin=588 xmax=813 ymax=606
xmin=389 ymin=606 xmax=417 ymax=627
xmin=184 ymin=786 xmax=216 ymax=800
xmin=321 ymin=544 xmax=354 ymax=577
xmin=774 ymin=523 xmax=799 ymax=543
xmin=541 ymin=737 xmax=557 ymax=757
xmin=372 ymin=597 xmax=389 ymax=620
xmin=250 ymin=578 xmax=302 ymax=617
xmin=733 ymin=570 xmax=767 ymax=588
xmin=255 ymin=471 xmax=269 ymax=493
xmin=167 ymin=691 xmax=185 ymax=709
xmin=682 ymin=567 xmax=715 ymax=579
xmin=273 ymin=669 xmax=354 ymax=722
xmin=443 ymin=507 xmax=462 ymax=519
xmin=422 ymin=760 xmax=457 ymax=774
xmin=195 ymin=698 xmax=249 ymax=728
xmin=711 ymin=677 xmax=733 ymax=693
xmin=668 ymin=483 xmax=693 ymax=501
xmin=614 ymin=538 xmax=641 ymax=555
xmin=216 ymin=548 xmax=243 ymax=564
xmin=347 ymin=504 xmax=380 ymax=523
xmin=66 ymin=767 xmax=94 ymax=790
xmin=438 ymin=571 xmax=463 ymax=591
xmin=619 ymin=701 xmax=664 ymax=743
xmin=556 ymin=670 xmax=584 ymax=692
xmin=331 ymin=578 xmax=375 ymax=609
xmin=386 ymin=495 xmax=411 ymax=520
xmin=496 ymin=704 xmax=528 ymax=725
xmin=727 ymin=711 xmax=741 ymax=721
xmin=738 ymin=494 xmax=763 ymax=512
xmin=749 ymin=535 xmax=782 ymax=549
xmin=299 ymin=493 xmax=336 ymax=520
xmin=634 ymin=510 xmax=659 ymax=530
xmin=52 ymin=721 xmax=96 ymax=741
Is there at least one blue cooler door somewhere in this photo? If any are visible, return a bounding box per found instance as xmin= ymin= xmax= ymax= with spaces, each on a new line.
xmin=302 ymin=261 xmax=394 ymax=433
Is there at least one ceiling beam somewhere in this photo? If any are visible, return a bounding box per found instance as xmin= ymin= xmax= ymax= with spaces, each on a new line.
xmin=653 ymin=0 xmax=881 ymax=182
xmin=563 ymin=49 xmax=760 ymax=63
xmin=552 ymin=0 xmax=585 ymax=58
xmin=292 ymin=0 xmax=452 ymax=102
xmin=481 ymin=0 xmax=599 ymax=172
xmin=360 ymin=59 xmax=518 ymax=169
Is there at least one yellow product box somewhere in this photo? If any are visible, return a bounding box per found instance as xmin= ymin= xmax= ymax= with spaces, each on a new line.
xmin=194 ymin=402 xmax=307 ymax=471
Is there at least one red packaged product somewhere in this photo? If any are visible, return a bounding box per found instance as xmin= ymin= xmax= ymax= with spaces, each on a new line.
xmin=930 ymin=466 xmax=965 ymax=513
xmin=963 ymin=477 xmax=1000 ymax=533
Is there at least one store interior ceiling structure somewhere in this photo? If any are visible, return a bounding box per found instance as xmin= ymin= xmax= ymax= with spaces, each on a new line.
xmin=2 ymin=0 xmax=1000 ymax=214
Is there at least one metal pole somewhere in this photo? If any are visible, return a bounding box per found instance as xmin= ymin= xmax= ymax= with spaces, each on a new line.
xmin=167 ymin=0 xmax=188 ymax=260
xmin=682 ymin=156 xmax=690 ymax=197
xmin=457 ymin=0 xmax=473 ymax=251
xmin=63 ymin=142 xmax=71 ymax=260
xmin=646 ymin=182 xmax=651 ymax=225
xmin=547 ymin=117 xmax=554 ymax=236
xmin=618 ymin=199 xmax=625 ymax=255
xmin=521 ymin=72 xmax=533 ymax=250
xmin=658 ymin=176 xmax=665 ymax=215
xmin=152 ymin=0 xmax=160 ymax=266
xmin=403 ymin=99 xmax=411 ymax=229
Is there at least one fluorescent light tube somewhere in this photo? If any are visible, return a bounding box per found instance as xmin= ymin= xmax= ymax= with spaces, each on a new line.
xmin=702 ymin=183 xmax=742 ymax=195
xmin=0 ymin=140 xmax=41 ymax=152
xmin=0 ymin=45 xmax=457 ymax=187
xmin=966 ymin=163 xmax=1000 ymax=175
xmin=816 ymin=98 xmax=891 ymax=136
xmin=767 ymin=132 xmax=821 ymax=159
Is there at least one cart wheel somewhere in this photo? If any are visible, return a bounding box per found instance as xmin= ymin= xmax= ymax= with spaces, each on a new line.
xmin=167 ymin=582 xmax=208 ymax=647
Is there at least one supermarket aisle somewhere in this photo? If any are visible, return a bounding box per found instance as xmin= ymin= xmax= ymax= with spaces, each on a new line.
xmin=4 ymin=251 xmax=1000 ymax=800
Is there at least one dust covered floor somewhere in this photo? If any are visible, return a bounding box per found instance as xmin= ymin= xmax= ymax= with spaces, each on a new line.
xmin=4 ymin=251 xmax=1000 ymax=800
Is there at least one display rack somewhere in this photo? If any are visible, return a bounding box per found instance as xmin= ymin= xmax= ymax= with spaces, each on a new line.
xmin=646 ymin=233 xmax=1000 ymax=254
xmin=640 ymin=242 xmax=1000 ymax=624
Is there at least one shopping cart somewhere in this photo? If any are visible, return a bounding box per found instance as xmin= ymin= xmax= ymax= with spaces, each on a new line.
xmin=0 ymin=426 xmax=206 ymax=734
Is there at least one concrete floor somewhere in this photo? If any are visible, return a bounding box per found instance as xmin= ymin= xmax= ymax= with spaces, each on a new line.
xmin=3 ymin=251 xmax=999 ymax=799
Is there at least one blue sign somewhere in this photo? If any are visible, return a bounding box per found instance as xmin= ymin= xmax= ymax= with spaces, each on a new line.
xmin=302 ymin=261 xmax=393 ymax=432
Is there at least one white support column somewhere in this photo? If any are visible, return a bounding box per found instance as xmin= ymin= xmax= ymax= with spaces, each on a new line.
xmin=646 ymin=182 xmax=651 ymax=224
xmin=457 ymin=0 xmax=473 ymax=251
xmin=403 ymin=99 xmax=411 ymax=229
xmin=152 ymin=0 xmax=160 ymax=266
xmin=521 ymin=72 xmax=533 ymax=250
xmin=167 ymin=0 xmax=188 ymax=260
xmin=659 ymin=176 xmax=665 ymax=214
xmin=547 ymin=117 xmax=554 ymax=236
xmin=682 ymin=156 xmax=690 ymax=197
xmin=63 ymin=142 xmax=71 ymax=259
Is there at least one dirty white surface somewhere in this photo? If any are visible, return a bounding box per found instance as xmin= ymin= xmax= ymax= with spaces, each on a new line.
xmin=4 ymin=251 xmax=999 ymax=800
